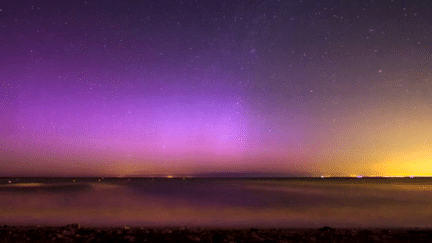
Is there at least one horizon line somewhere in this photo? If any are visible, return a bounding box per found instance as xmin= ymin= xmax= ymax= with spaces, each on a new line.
xmin=1 ymin=175 xmax=432 ymax=179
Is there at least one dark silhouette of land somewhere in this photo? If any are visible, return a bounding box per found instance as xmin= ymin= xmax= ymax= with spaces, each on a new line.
xmin=1 ymin=224 xmax=431 ymax=243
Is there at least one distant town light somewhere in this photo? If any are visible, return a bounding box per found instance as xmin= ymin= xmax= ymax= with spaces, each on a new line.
xmin=357 ymin=175 xmax=362 ymax=178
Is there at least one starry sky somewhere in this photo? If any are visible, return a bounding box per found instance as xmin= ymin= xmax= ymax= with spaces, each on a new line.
xmin=1 ymin=0 xmax=431 ymax=177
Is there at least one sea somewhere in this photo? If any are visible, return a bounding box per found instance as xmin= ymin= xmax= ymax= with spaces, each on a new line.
xmin=1 ymin=177 xmax=432 ymax=228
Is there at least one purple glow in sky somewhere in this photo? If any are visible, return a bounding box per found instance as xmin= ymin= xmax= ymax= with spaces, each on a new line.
xmin=1 ymin=0 xmax=431 ymax=177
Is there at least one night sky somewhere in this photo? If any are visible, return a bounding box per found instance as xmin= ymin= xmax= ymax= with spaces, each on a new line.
xmin=1 ymin=0 xmax=431 ymax=177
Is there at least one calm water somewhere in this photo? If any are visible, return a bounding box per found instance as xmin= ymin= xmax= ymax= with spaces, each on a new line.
xmin=1 ymin=177 xmax=432 ymax=228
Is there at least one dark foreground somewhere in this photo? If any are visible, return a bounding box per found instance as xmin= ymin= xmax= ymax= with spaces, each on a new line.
xmin=1 ymin=224 xmax=431 ymax=243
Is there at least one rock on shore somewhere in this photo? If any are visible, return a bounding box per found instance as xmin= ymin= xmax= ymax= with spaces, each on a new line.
xmin=0 ymin=224 xmax=431 ymax=242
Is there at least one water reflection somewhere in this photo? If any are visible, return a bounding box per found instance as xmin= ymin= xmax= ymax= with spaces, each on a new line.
xmin=0 ymin=178 xmax=432 ymax=228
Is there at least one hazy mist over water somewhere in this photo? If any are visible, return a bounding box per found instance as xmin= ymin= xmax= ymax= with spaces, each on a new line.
xmin=1 ymin=178 xmax=432 ymax=228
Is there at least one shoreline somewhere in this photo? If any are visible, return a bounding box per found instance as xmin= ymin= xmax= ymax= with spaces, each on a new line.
xmin=1 ymin=224 xmax=431 ymax=242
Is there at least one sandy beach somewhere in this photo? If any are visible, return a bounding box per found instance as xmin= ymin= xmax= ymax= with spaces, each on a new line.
xmin=1 ymin=224 xmax=431 ymax=243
